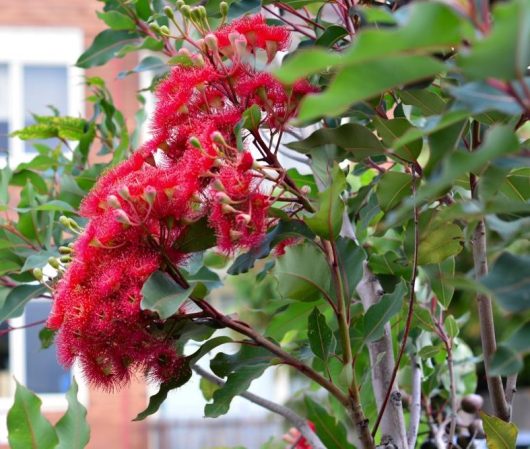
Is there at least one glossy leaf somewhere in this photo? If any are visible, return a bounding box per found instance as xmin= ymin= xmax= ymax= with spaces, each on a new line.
xmin=480 ymin=412 xmax=518 ymax=449
xmin=76 ymin=30 xmax=140 ymax=68
xmin=363 ymin=281 xmax=406 ymax=342
xmin=55 ymin=379 xmax=90 ymax=449
xmin=273 ymin=243 xmax=331 ymax=302
xmin=373 ymin=117 xmax=422 ymax=162
xmin=490 ymin=346 xmax=523 ymax=376
xmin=424 ymin=257 xmax=455 ymax=308
xmin=308 ymin=308 xmax=335 ymax=361
xmin=481 ymin=252 xmax=530 ymax=313
xmin=376 ymin=172 xmax=412 ymax=211
xmin=305 ymin=166 xmax=346 ymax=240
xmin=0 ymin=284 xmax=47 ymax=322
xmin=140 ymin=271 xmax=193 ymax=319
xmin=7 ymin=381 xmax=59 ymax=449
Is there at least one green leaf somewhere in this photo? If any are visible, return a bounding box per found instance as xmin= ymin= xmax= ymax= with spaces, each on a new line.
xmin=298 ymin=55 xmax=445 ymax=121
xmin=228 ymin=220 xmax=314 ymax=275
xmin=187 ymin=336 xmax=233 ymax=364
xmin=273 ymin=242 xmax=331 ymax=302
xmin=373 ymin=117 xmax=422 ymax=162
xmin=458 ymin=0 xmax=530 ymax=81
xmin=308 ymin=308 xmax=335 ymax=361
xmin=96 ymin=11 xmax=136 ymax=30
xmin=480 ymin=412 xmax=518 ymax=449
xmin=376 ymin=172 xmax=412 ymax=211
xmin=7 ymin=381 xmax=59 ymax=449
xmin=0 ymin=284 xmax=47 ymax=321
xmin=76 ymin=30 xmax=140 ymax=68
xmin=424 ymin=257 xmax=455 ymax=308
xmin=444 ymin=315 xmax=459 ymax=339
xmin=398 ymin=89 xmax=446 ymax=116
xmin=39 ymin=327 xmax=56 ymax=350
xmin=305 ymin=166 xmax=346 ymax=240
xmin=117 ymin=56 xmax=167 ymax=79
xmin=363 ymin=281 xmax=406 ymax=342
xmin=286 ymin=123 xmax=384 ymax=161
xmin=200 ymin=377 xmax=219 ymax=402
xmin=140 ymin=271 xmax=193 ymax=319
xmin=174 ymin=218 xmax=216 ymax=253
xmin=133 ymin=367 xmax=192 ymax=421
xmin=418 ymin=345 xmax=441 ymax=358
xmin=315 ymin=26 xmax=348 ymax=48
xmin=304 ymin=397 xmax=355 ymax=449
xmin=266 ymin=302 xmax=316 ymax=340
xmin=206 ymin=346 xmax=272 ymax=418
xmin=481 ymin=252 xmax=530 ymax=313
xmin=417 ymin=222 xmax=463 ymax=266
xmin=505 ymin=322 xmax=530 ymax=353
xmin=449 ymin=82 xmax=523 ymax=115
xmin=241 ymin=104 xmax=262 ymax=131
xmin=55 ymin=379 xmax=90 ymax=449
xmin=490 ymin=346 xmax=523 ymax=377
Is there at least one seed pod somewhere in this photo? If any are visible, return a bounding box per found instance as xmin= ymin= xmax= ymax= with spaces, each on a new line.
xmin=461 ymin=394 xmax=484 ymax=414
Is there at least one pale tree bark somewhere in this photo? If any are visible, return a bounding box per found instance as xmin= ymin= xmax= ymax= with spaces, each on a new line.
xmin=407 ymin=355 xmax=422 ymax=449
xmin=356 ymin=262 xmax=408 ymax=449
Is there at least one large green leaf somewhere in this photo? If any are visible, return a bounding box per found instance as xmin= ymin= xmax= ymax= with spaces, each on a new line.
xmin=417 ymin=222 xmax=463 ymax=266
xmin=490 ymin=346 xmax=523 ymax=377
xmin=140 ymin=271 xmax=193 ymax=319
xmin=373 ymin=117 xmax=422 ymax=162
xmin=227 ymin=220 xmax=314 ymax=275
xmin=449 ymin=82 xmax=524 ymax=115
xmin=286 ymin=124 xmax=384 ymax=161
xmin=424 ymin=257 xmax=456 ymax=308
xmin=480 ymin=412 xmax=518 ymax=449
xmin=305 ymin=166 xmax=346 ymax=240
xmin=458 ymin=0 xmax=530 ymax=81
xmin=308 ymin=308 xmax=336 ymax=361
xmin=273 ymin=243 xmax=331 ymax=302
xmin=76 ymin=30 xmax=141 ymax=68
xmin=266 ymin=302 xmax=316 ymax=340
xmin=7 ymin=381 xmax=59 ymax=449
xmin=363 ymin=281 xmax=406 ymax=342
xmin=206 ymin=346 xmax=272 ymax=418
xmin=376 ymin=172 xmax=412 ymax=211
xmin=398 ymin=89 xmax=446 ymax=116
xmin=0 ymin=284 xmax=47 ymax=321
xmin=298 ymin=55 xmax=445 ymax=121
xmin=481 ymin=252 xmax=530 ymax=313
xmin=55 ymin=379 xmax=90 ymax=449
xmin=96 ymin=11 xmax=136 ymax=31
xmin=304 ymin=397 xmax=355 ymax=449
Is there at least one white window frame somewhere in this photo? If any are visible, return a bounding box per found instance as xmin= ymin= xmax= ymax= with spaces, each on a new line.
xmin=0 ymin=27 xmax=88 ymax=442
xmin=0 ymin=26 xmax=84 ymax=168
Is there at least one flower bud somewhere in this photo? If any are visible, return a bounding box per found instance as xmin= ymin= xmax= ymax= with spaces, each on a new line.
xmin=175 ymin=0 xmax=184 ymax=9
xmin=143 ymin=186 xmax=157 ymax=205
xmin=107 ymin=194 xmax=121 ymax=209
xmin=48 ymin=257 xmax=60 ymax=269
xmin=159 ymin=25 xmax=171 ymax=37
xmin=197 ymin=6 xmax=207 ymax=20
xmin=219 ymin=1 xmax=229 ymax=16
xmin=265 ymin=40 xmax=279 ymax=63
xmin=59 ymin=215 xmax=70 ymax=227
xmin=59 ymin=255 xmax=72 ymax=264
xmin=222 ymin=203 xmax=238 ymax=214
xmin=192 ymin=54 xmax=205 ymax=68
xmin=163 ymin=6 xmax=174 ymax=20
xmin=58 ymin=246 xmax=73 ymax=255
xmin=114 ymin=209 xmax=132 ymax=226
xmin=118 ymin=186 xmax=131 ymax=200
xmin=32 ymin=268 xmax=43 ymax=281
xmin=180 ymin=5 xmax=191 ymax=18
xmin=211 ymin=131 xmax=227 ymax=146
xmin=215 ymin=191 xmax=232 ymax=204
xmin=204 ymin=34 xmax=218 ymax=52
xmin=301 ymin=185 xmax=312 ymax=195
xmin=189 ymin=136 xmax=202 ymax=149
xmin=149 ymin=22 xmax=161 ymax=33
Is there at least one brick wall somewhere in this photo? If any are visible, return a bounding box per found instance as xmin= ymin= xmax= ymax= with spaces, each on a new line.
xmin=0 ymin=2 xmax=149 ymax=448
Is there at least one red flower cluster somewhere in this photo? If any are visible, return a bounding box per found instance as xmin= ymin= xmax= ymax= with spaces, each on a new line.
xmin=48 ymin=14 xmax=313 ymax=389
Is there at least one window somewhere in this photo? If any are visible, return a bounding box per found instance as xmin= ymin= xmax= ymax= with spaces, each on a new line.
xmin=0 ymin=27 xmax=84 ymax=167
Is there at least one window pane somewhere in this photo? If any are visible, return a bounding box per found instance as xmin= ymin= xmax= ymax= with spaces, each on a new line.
xmin=24 ymin=301 xmax=70 ymax=394
xmin=0 ymin=64 xmax=8 ymax=155
xmin=23 ymin=65 xmax=68 ymax=153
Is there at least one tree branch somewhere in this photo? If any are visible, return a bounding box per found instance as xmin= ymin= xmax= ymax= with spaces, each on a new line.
xmin=192 ymin=365 xmax=327 ymax=449
xmin=407 ymin=354 xmax=422 ymax=449
xmin=469 ymin=121 xmax=511 ymax=422
xmin=356 ymin=262 xmax=408 ymax=449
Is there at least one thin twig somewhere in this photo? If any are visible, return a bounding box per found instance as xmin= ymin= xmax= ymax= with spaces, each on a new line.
xmin=192 ymin=365 xmax=327 ymax=449
xmin=408 ymin=354 xmax=422 ymax=449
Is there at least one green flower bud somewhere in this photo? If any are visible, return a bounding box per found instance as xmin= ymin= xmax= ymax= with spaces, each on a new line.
xmin=59 ymin=255 xmax=72 ymax=264
xmin=32 ymin=268 xmax=44 ymax=281
xmin=220 ymin=1 xmax=229 ymax=17
xmin=48 ymin=257 xmax=60 ymax=269
xmin=163 ymin=6 xmax=174 ymax=20
xmin=159 ymin=25 xmax=171 ymax=37
xmin=58 ymin=246 xmax=73 ymax=255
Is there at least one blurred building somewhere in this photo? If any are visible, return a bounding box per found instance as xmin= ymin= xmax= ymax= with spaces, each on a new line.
xmin=0 ymin=2 xmax=287 ymax=449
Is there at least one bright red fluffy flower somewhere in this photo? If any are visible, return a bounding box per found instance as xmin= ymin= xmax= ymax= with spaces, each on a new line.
xmin=48 ymin=14 xmax=314 ymax=389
